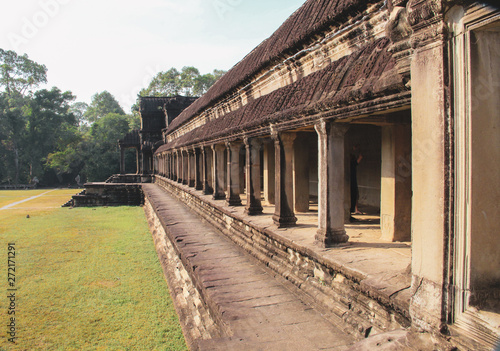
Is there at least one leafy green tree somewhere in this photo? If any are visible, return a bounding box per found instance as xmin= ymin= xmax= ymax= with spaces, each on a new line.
xmin=0 ymin=49 xmax=47 ymax=97
xmin=70 ymin=101 xmax=89 ymax=127
xmin=179 ymin=66 xmax=200 ymax=96
xmin=24 ymin=87 xmax=77 ymax=181
xmin=140 ymin=67 xmax=226 ymax=98
xmin=140 ymin=68 xmax=181 ymax=97
xmin=0 ymin=49 xmax=47 ymax=184
xmin=84 ymin=91 xmax=125 ymax=123
xmin=82 ymin=113 xmax=132 ymax=181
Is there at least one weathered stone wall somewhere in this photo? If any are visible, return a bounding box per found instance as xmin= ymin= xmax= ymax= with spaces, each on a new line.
xmin=71 ymin=183 xmax=144 ymax=207
xmin=143 ymin=197 xmax=223 ymax=350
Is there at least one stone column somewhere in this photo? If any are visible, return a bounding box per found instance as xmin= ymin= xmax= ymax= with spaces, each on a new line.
xmin=207 ymin=147 xmax=214 ymax=194
xmin=135 ymin=148 xmax=140 ymax=174
xmin=409 ymin=30 xmax=450 ymax=332
xmin=226 ymin=141 xmax=243 ymax=206
xmin=315 ymin=120 xmax=349 ymax=246
xmin=172 ymin=153 xmax=177 ymax=180
xmin=263 ymin=140 xmax=275 ymax=205
xmin=177 ymin=150 xmax=183 ymax=183
xmin=212 ymin=144 xmax=226 ymax=200
xmin=272 ymin=131 xmax=297 ymax=227
xmin=380 ymin=125 xmax=412 ymax=242
xmin=120 ymin=148 xmax=125 ymax=174
xmin=194 ymin=148 xmax=203 ymax=190
xmin=187 ymin=149 xmax=195 ymax=187
xmin=239 ymin=150 xmax=246 ymax=194
xmin=170 ymin=153 xmax=174 ymax=179
xmin=183 ymin=149 xmax=189 ymax=185
xmin=173 ymin=152 xmax=178 ymax=181
xmin=294 ymin=135 xmax=310 ymax=212
xmin=201 ymin=147 xmax=211 ymax=194
xmin=166 ymin=154 xmax=171 ymax=178
xmin=245 ymin=137 xmax=263 ymax=215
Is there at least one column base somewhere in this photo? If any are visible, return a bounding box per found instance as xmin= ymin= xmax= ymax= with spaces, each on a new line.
xmin=272 ymin=214 xmax=297 ymax=228
xmin=188 ymin=180 xmax=195 ymax=187
xmin=203 ymin=184 xmax=213 ymax=195
xmin=213 ymin=192 xmax=226 ymax=200
xmin=177 ymin=178 xmax=183 ymax=184
xmin=315 ymin=228 xmax=349 ymax=247
xmin=245 ymin=205 xmax=263 ymax=216
xmin=227 ymin=195 xmax=242 ymax=206
xmin=195 ymin=183 xmax=203 ymax=191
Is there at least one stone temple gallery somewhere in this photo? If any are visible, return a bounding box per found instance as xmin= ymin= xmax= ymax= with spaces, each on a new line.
xmin=72 ymin=0 xmax=499 ymax=349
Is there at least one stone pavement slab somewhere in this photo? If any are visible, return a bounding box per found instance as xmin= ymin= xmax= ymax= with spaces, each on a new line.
xmin=143 ymin=184 xmax=356 ymax=350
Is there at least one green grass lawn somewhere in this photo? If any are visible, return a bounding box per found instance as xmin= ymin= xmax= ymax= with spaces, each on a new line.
xmin=0 ymin=190 xmax=187 ymax=351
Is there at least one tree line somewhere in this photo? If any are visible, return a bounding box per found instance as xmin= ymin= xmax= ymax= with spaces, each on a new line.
xmin=0 ymin=49 xmax=224 ymax=187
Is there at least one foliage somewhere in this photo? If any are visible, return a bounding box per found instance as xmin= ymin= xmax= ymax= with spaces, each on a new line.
xmin=0 ymin=48 xmax=136 ymax=185
xmin=0 ymin=49 xmax=223 ymax=186
xmin=0 ymin=49 xmax=48 ymax=184
xmin=83 ymin=90 xmax=125 ymax=123
xmin=0 ymin=48 xmax=47 ymax=97
xmin=81 ymin=113 xmax=132 ymax=181
xmin=0 ymin=190 xmax=188 ymax=350
xmin=140 ymin=66 xmax=226 ymax=97
xmin=24 ymin=88 xmax=77 ymax=179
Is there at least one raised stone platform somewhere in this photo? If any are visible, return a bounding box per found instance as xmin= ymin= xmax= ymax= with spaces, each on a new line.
xmin=105 ymin=174 xmax=153 ymax=183
xmin=69 ymin=183 xmax=143 ymax=207
xmin=153 ymin=176 xmax=412 ymax=339
xmin=143 ymin=183 xmax=357 ymax=350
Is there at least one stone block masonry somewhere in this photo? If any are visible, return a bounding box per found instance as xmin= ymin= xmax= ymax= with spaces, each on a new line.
xmin=142 ymin=183 xmax=357 ymax=350
xmin=151 ymin=178 xmax=413 ymax=339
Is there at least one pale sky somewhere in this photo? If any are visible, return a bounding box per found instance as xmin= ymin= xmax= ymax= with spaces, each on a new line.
xmin=0 ymin=0 xmax=305 ymax=112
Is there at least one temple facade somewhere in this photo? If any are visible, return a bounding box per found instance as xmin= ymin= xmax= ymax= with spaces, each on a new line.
xmin=146 ymin=0 xmax=499 ymax=349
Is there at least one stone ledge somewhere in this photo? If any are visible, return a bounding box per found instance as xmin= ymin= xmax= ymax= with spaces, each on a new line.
xmin=143 ymin=198 xmax=223 ymax=350
xmin=154 ymin=176 xmax=411 ymax=338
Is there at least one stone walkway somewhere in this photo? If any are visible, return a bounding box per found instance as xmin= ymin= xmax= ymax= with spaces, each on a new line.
xmin=143 ymin=184 xmax=357 ymax=350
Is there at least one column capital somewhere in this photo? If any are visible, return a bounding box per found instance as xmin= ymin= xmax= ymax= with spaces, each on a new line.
xmin=270 ymin=124 xmax=279 ymax=142
xmin=226 ymin=140 xmax=243 ymax=152
xmin=314 ymin=119 xmax=328 ymax=136
xmin=244 ymin=137 xmax=262 ymax=150
xmin=280 ymin=132 xmax=296 ymax=147
xmin=331 ymin=123 xmax=349 ymax=137
xmin=315 ymin=119 xmax=349 ymax=138
xmin=213 ymin=143 xmax=226 ymax=152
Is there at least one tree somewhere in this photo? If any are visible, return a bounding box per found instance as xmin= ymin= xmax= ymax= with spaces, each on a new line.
xmin=193 ymin=69 xmax=225 ymax=96
xmin=140 ymin=67 xmax=226 ymax=98
xmin=0 ymin=49 xmax=47 ymax=97
xmin=24 ymin=87 xmax=77 ymax=181
xmin=70 ymin=101 xmax=89 ymax=126
xmin=0 ymin=49 xmax=47 ymax=184
xmin=140 ymin=67 xmax=181 ymax=97
xmin=179 ymin=66 xmax=200 ymax=96
xmin=82 ymin=113 xmax=132 ymax=181
xmin=84 ymin=91 xmax=125 ymax=123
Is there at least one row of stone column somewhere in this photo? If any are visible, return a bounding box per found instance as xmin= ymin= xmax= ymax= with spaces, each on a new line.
xmin=155 ymin=119 xmax=349 ymax=246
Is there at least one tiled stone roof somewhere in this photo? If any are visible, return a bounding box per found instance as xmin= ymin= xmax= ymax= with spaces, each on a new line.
xmin=157 ymin=37 xmax=405 ymax=153
xmin=166 ymin=0 xmax=380 ymax=133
